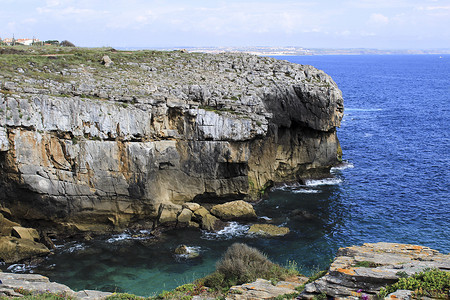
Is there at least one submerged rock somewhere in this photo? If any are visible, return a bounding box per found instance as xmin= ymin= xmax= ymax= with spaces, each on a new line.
xmin=300 ymin=242 xmax=450 ymax=299
xmin=247 ymin=224 xmax=290 ymax=236
xmin=174 ymin=244 xmax=200 ymax=259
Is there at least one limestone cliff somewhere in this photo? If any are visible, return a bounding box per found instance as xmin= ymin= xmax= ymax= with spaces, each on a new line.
xmin=0 ymin=48 xmax=343 ymax=233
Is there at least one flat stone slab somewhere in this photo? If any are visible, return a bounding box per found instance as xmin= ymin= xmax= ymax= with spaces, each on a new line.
xmin=0 ymin=272 xmax=112 ymax=299
xmin=227 ymin=277 xmax=307 ymax=300
xmin=300 ymin=242 xmax=450 ymax=299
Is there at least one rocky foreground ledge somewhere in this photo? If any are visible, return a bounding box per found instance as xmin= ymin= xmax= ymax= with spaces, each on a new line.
xmin=1 ymin=242 xmax=448 ymax=299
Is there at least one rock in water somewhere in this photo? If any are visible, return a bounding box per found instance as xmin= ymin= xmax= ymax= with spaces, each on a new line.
xmin=210 ymin=200 xmax=256 ymax=220
xmin=247 ymin=224 xmax=290 ymax=236
xmin=0 ymin=49 xmax=344 ymax=233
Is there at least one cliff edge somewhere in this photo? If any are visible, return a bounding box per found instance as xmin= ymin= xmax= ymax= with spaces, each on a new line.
xmin=0 ymin=48 xmax=343 ymax=233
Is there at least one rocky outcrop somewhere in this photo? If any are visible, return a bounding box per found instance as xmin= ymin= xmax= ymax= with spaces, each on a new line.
xmin=0 ymin=213 xmax=50 ymax=263
xmin=210 ymin=200 xmax=256 ymax=220
xmin=300 ymin=242 xmax=450 ymax=299
xmin=0 ymin=48 xmax=343 ymax=233
xmin=247 ymin=224 xmax=290 ymax=237
xmin=0 ymin=272 xmax=111 ymax=299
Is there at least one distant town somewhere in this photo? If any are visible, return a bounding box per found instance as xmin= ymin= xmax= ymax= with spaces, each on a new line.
xmin=0 ymin=36 xmax=74 ymax=47
xmin=2 ymin=36 xmax=449 ymax=55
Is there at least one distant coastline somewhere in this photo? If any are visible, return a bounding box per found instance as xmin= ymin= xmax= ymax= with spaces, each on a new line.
xmin=117 ymin=46 xmax=450 ymax=56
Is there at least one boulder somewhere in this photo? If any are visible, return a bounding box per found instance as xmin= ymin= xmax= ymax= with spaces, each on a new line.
xmin=174 ymin=244 xmax=200 ymax=259
xmin=300 ymin=242 xmax=450 ymax=299
xmin=177 ymin=208 xmax=193 ymax=224
xmin=182 ymin=202 xmax=201 ymax=211
xmin=247 ymin=224 xmax=290 ymax=237
xmin=201 ymin=213 xmax=224 ymax=231
xmin=210 ymin=200 xmax=257 ymax=220
xmin=0 ymin=214 xmax=20 ymax=236
xmin=192 ymin=207 xmax=210 ymax=221
xmin=11 ymin=226 xmax=40 ymax=242
xmin=0 ymin=236 xmax=50 ymax=263
xmin=158 ymin=203 xmax=182 ymax=224
xmin=101 ymin=55 xmax=114 ymax=67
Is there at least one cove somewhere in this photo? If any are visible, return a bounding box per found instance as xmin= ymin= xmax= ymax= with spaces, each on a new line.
xmin=5 ymin=54 xmax=450 ymax=297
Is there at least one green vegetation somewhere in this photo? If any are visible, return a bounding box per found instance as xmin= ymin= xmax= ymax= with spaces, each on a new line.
xmin=352 ymin=261 xmax=382 ymax=268
xmin=106 ymin=294 xmax=145 ymax=300
xmin=306 ymin=269 xmax=328 ymax=284
xmin=378 ymin=268 xmax=450 ymax=299
xmin=200 ymin=243 xmax=299 ymax=291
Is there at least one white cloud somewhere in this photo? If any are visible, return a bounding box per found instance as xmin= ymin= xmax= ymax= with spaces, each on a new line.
xmin=368 ymin=13 xmax=389 ymax=25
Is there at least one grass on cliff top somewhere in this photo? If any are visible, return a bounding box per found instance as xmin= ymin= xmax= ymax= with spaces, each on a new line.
xmin=0 ymin=46 xmax=198 ymax=79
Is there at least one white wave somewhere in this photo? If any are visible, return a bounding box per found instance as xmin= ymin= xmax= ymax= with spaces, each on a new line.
xmin=259 ymin=216 xmax=272 ymax=221
xmin=106 ymin=230 xmax=152 ymax=243
xmin=107 ymin=233 xmax=132 ymax=243
xmin=201 ymin=222 xmax=249 ymax=240
xmin=305 ymin=177 xmax=343 ymax=186
xmin=291 ymin=189 xmax=320 ymax=194
xmin=7 ymin=264 xmax=35 ymax=273
xmin=272 ymin=182 xmax=302 ymax=191
xmin=331 ymin=162 xmax=354 ymax=171
xmin=63 ymin=243 xmax=85 ymax=253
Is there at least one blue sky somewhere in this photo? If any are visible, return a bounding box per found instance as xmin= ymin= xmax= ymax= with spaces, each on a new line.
xmin=1 ymin=0 xmax=449 ymax=49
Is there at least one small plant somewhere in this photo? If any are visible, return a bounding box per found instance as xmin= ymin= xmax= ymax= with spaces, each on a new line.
xmin=307 ymin=269 xmax=328 ymax=283
xmin=352 ymin=261 xmax=382 ymax=268
xmin=107 ymin=293 xmax=145 ymax=300
xmin=378 ymin=268 xmax=450 ymax=299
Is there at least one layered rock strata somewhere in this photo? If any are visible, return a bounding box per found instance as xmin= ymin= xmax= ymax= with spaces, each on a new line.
xmin=300 ymin=242 xmax=450 ymax=299
xmin=0 ymin=49 xmax=343 ymax=233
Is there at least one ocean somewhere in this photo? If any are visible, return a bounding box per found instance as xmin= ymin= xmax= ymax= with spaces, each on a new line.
xmin=9 ymin=55 xmax=450 ymax=296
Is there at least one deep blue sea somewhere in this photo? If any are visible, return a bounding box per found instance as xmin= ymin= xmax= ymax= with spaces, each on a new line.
xmin=7 ymin=55 xmax=450 ymax=296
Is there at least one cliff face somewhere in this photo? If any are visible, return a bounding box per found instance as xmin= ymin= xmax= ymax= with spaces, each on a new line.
xmin=0 ymin=49 xmax=343 ymax=232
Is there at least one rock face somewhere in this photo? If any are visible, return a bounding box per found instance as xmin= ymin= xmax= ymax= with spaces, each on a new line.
xmin=300 ymin=242 xmax=450 ymax=299
xmin=0 ymin=48 xmax=344 ymax=233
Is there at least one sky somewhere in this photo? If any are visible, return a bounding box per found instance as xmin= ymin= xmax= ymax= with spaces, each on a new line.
xmin=1 ymin=0 xmax=449 ymax=49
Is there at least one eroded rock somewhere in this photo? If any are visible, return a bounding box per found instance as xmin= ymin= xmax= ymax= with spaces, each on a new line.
xmin=0 ymin=236 xmax=50 ymax=263
xmin=300 ymin=242 xmax=450 ymax=299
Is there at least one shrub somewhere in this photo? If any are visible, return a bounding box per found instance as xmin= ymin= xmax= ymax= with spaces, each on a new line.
xmin=60 ymin=40 xmax=75 ymax=47
xmin=203 ymin=243 xmax=297 ymax=290
xmin=378 ymin=268 xmax=450 ymax=299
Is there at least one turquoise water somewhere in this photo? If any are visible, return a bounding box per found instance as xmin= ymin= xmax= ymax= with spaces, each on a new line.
xmin=6 ymin=55 xmax=450 ymax=296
